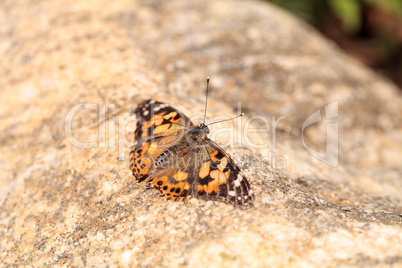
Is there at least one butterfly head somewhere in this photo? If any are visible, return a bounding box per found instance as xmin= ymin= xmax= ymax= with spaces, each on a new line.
xmin=198 ymin=123 xmax=210 ymax=134
xmin=187 ymin=123 xmax=210 ymax=143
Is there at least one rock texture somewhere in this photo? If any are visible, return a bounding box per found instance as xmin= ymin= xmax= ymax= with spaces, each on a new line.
xmin=1 ymin=0 xmax=401 ymax=267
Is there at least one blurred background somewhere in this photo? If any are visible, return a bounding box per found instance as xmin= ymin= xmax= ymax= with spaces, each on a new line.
xmin=267 ymin=0 xmax=402 ymax=89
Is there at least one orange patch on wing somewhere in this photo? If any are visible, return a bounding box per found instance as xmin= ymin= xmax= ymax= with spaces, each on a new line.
xmin=135 ymin=143 xmax=149 ymax=155
xmin=207 ymin=170 xmax=226 ymax=193
xmin=163 ymin=112 xmax=181 ymax=123
xmin=155 ymin=177 xmax=190 ymax=200
xmin=199 ymin=162 xmax=210 ymax=178
xmin=197 ymin=185 xmax=208 ymax=192
xmin=152 ymin=176 xmax=168 ymax=187
xmin=210 ymin=151 xmax=218 ymax=160
xmin=163 ymin=112 xmax=177 ymax=119
xmin=131 ymin=142 xmax=155 ymax=175
xmin=170 ymin=117 xmax=181 ymax=123
xmin=173 ymin=169 xmax=188 ymax=181
xmin=147 ymin=142 xmax=159 ymax=155
xmin=153 ymin=124 xmax=170 ymax=134
xmin=173 ymin=181 xmax=190 ymax=201
xmin=140 ymin=129 xmax=148 ymax=137
xmin=140 ymin=122 xmax=151 ymax=137
xmin=141 ymin=122 xmax=149 ymax=129
xmin=137 ymin=158 xmax=151 ymax=174
xmin=173 ymin=181 xmax=188 ymax=192
xmin=148 ymin=116 xmax=164 ymax=126
xmin=217 ymin=157 xmax=228 ymax=171
xmin=210 ymin=170 xmax=227 ymax=184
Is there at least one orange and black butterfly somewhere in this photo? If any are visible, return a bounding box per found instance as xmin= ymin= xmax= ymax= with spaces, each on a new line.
xmin=129 ymin=85 xmax=254 ymax=209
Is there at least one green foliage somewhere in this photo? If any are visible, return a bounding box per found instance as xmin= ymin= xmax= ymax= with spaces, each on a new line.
xmin=267 ymin=0 xmax=402 ymax=33
xmin=328 ymin=0 xmax=361 ymax=33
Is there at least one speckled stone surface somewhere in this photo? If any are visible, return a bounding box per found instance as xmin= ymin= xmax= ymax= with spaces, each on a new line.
xmin=1 ymin=0 xmax=401 ymax=267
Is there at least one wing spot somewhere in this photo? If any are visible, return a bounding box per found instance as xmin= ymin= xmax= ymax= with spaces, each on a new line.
xmin=199 ymin=162 xmax=210 ymax=178
xmin=229 ymin=191 xmax=235 ymax=196
xmin=170 ymin=187 xmax=176 ymax=193
xmin=163 ymin=186 xmax=168 ymax=191
xmin=154 ymin=105 xmax=166 ymax=112
xmin=217 ymin=157 xmax=228 ymax=171
xmin=173 ymin=169 xmax=188 ymax=181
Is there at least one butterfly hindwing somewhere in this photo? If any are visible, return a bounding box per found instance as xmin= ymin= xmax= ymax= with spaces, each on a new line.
xmin=129 ymin=134 xmax=183 ymax=182
xmin=150 ymin=154 xmax=196 ymax=201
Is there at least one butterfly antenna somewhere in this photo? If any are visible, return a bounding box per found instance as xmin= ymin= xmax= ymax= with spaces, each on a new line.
xmin=203 ymin=77 xmax=210 ymax=124
xmin=206 ymin=113 xmax=244 ymax=126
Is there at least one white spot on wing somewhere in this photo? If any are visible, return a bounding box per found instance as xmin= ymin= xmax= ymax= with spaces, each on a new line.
xmin=229 ymin=191 xmax=235 ymax=196
xmin=234 ymin=180 xmax=240 ymax=187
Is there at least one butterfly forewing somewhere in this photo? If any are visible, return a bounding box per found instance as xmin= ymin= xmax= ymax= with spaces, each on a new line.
xmin=134 ymin=99 xmax=193 ymax=141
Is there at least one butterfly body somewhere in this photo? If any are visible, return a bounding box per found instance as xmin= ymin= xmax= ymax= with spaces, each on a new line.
xmin=129 ymin=99 xmax=254 ymax=209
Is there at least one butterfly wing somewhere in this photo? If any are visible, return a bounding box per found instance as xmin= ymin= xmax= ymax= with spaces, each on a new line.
xmin=130 ymin=134 xmax=183 ymax=182
xmin=193 ymin=139 xmax=255 ymax=209
xmin=150 ymin=154 xmax=197 ymax=202
xmin=134 ymin=99 xmax=193 ymax=141
xmin=130 ymin=100 xmax=193 ymax=182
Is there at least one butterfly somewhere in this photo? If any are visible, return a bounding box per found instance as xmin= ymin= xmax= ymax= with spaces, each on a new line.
xmin=129 ymin=97 xmax=255 ymax=209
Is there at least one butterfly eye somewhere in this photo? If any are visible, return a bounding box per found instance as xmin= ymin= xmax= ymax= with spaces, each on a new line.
xmin=205 ymin=127 xmax=210 ymax=134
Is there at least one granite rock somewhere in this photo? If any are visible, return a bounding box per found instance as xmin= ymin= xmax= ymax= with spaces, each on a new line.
xmin=0 ymin=0 xmax=401 ymax=267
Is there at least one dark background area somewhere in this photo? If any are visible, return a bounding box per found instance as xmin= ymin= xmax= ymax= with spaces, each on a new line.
xmin=267 ymin=0 xmax=402 ymax=89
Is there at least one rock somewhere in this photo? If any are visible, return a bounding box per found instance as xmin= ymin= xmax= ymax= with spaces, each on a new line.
xmin=0 ymin=0 xmax=401 ymax=266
